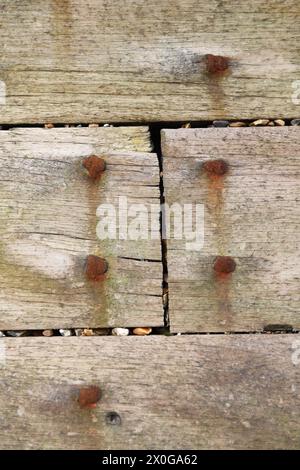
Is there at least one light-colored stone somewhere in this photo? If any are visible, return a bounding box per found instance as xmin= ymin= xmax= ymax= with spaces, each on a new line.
xmin=42 ymin=329 xmax=54 ymax=337
xmin=132 ymin=327 xmax=152 ymax=336
xmin=229 ymin=122 xmax=247 ymax=127
xmin=112 ymin=328 xmax=129 ymax=336
xmin=249 ymin=119 xmax=269 ymax=126
xmin=82 ymin=329 xmax=94 ymax=336
xmin=59 ymin=329 xmax=73 ymax=337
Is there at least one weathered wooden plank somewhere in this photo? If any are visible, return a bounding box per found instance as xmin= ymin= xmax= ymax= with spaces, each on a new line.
xmin=0 ymin=127 xmax=163 ymax=329
xmin=0 ymin=334 xmax=299 ymax=449
xmin=162 ymin=127 xmax=300 ymax=333
xmin=0 ymin=0 xmax=299 ymax=123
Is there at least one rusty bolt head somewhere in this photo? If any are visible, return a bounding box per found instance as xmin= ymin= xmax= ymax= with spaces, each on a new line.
xmin=203 ymin=159 xmax=228 ymax=177
xmin=205 ymin=54 xmax=229 ymax=74
xmin=85 ymin=255 xmax=108 ymax=281
xmin=213 ymin=256 xmax=236 ymax=274
xmin=78 ymin=385 xmax=101 ymax=409
xmin=82 ymin=155 xmax=106 ymax=180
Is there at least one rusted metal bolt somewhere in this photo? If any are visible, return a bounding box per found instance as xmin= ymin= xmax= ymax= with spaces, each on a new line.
xmin=213 ymin=256 xmax=236 ymax=274
xmin=85 ymin=255 xmax=108 ymax=281
xmin=203 ymin=159 xmax=228 ymax=177
xmin=78 ymin=385 xmax=101 ymax=409
xmin=205 ymin=54 xmax=229 ymax=74
xmin=82 ymin=155 xmax=106 ymax=180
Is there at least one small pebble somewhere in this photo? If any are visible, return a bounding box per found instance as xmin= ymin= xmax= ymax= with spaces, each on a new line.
xmin=267 ymin=121 xmax=275 ymax=126
xmin=82 ymin=328 xmax=94 ymax=336
xmin=132 ymin=327 xmax=152 ymax=336
xmin=0 ymin=331 xmax=5 ymax=337
xmin=229 ymin=121 xmax=246 ymax=127
xmin=250 ymin=119 xmax=269 ymax=126
xmin=44 ymin=123 xmax=54 ymax=129
xmin=181 ymin=123 xmax=191 ymax=128
xmin=212 ymin=120 xmax=229 ymax=127
xmin=6 ymin=330 xmax=27 ymax=337
xmin=74 ymin=328 xmax=109 ymax=336
xmin=59 ymin=329 xmax=73 ymax=337
xmin=112 ymin=328 xmax=129 ymax=336
xmin=103 ymin=123 xmax=113 ymax=127
xmin=274 ymin=119 xmax=285 ymax=126
xmin=88 ymin=123 xmax=99 ymax=128
xmin=42 ymin=329 xmax=54 ymax=337
xmin=291 ymin=119 xmax=300 ymax=126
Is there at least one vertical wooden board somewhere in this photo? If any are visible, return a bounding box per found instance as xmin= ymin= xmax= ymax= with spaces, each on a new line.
xmin=0 ymin=334 xmax=299 ymax=449
xmin=162 ymin=127 xmax=300 ymax=333
xmin=0 ymin=127 xmax=163 ymax=329
xmin=0 ymin=0 xmax=299 ymax=122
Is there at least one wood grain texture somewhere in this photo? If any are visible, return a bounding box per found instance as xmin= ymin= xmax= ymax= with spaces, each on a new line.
xmin=0 ymin=127 xmax=163 ymax=329
xmin=0 ymin=334 xmax=299 ymax=449
xmin=162 ymin=127 xmax=300 ymax=333
xmin=0 ymin=0 xmax=299 ymax=123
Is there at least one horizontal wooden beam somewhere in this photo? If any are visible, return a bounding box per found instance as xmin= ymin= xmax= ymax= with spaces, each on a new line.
xmin=0 ymin=334 xmax=299 ymax=449
xmin=0 ymin=0 xmax=299 ymax=122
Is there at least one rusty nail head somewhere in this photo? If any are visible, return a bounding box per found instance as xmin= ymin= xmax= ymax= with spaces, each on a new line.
xmin=85 ymin=255 xmax=108 ymax=281
xmin=78 ymin=385 xmax=101 ymax=409
xmin=83 ymin=155 xmax=106 ymax=180
xmin=205 ymin=54 xmax=229 ymax=74
xmin=213 ymin=256 xmax=236 ymax=274
xmin=203 ymin=159 xmax=228 ymax=177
